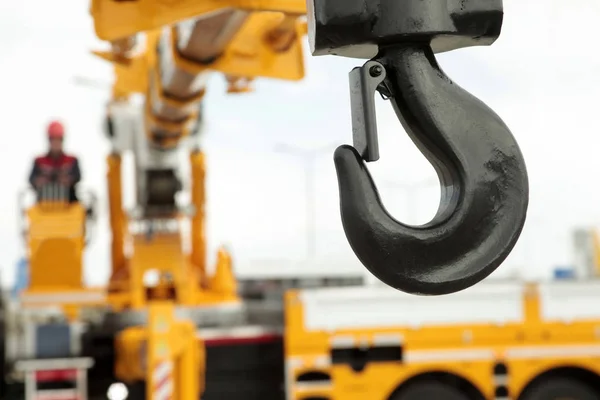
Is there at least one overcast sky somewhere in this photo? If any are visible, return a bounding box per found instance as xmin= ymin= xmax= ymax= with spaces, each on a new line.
xmin=0 ymin=0 xmax=599 ymax=287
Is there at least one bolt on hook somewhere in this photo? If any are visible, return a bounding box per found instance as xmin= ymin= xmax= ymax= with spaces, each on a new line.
xmin=308 ymin=0 xmax=529 ymax=295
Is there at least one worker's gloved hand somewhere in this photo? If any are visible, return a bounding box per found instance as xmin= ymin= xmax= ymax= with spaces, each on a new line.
xmin=58 ymin=175 xmax=72 ymax=186
xmin=33 ymin=177 xmax=48 ymax=188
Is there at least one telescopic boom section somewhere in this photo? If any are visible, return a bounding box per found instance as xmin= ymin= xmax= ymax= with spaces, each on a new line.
xmin=148 ymin=10 xmax=249 ymax=148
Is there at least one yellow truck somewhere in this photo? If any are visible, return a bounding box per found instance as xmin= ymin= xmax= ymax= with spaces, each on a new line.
xmin=285 ymin=279 xmax=600 ymax=400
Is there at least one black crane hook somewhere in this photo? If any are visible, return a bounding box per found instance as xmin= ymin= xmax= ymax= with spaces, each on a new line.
xmin=308 ymin=0 xmax=529 ymax=295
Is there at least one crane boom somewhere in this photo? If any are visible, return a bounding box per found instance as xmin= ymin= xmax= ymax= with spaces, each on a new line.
xmin=89 ymin=4 xmax=309 ymax=399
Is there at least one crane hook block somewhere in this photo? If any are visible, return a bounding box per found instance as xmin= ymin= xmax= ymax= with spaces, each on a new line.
xmin=307 ymin=0 xmax=529 ymax=295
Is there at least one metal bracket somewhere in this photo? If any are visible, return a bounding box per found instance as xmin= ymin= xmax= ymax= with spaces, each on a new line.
xmin=349 ymin=60 xmax=386 ymax=162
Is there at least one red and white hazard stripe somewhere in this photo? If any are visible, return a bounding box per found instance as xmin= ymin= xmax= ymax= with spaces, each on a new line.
xmin=153 ymin=361 xmax=173 ymax=400
xmin=35 ymin=369 xmax=78 ymax=382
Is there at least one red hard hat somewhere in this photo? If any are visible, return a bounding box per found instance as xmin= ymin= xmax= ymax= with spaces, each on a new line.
xmin=47 ymin=121 xmax=64 ymax=139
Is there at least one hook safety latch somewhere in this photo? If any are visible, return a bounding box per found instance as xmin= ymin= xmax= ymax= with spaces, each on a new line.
xmin=349 ymin=61 xmax=391 ymax=163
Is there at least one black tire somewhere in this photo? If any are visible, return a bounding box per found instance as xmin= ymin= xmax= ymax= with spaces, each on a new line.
xmin=127 ymin=382 xmax=146 ymax=400
xmin=519 ymin=377 xmax=598 ymax=400
xmin=391 ymin=380 xmax=470 ymax=400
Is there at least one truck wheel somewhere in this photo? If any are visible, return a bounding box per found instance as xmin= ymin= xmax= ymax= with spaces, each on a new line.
xmin=391 ymin=380 xmax=470 ymax=400
xmin=520 ymin=377 xmax=598 ymax=400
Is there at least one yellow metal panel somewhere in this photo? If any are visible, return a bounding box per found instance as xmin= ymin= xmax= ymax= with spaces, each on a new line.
xmin=27 ymin=204 xmax=86 ymax=291
xmin=209 ymin=247 xmax=238 ymax=296
xmin=90 ymin=0 xmax=306 ymax=41
xmin=116 ymin=303 xmax=202 ymax=397
xmin=190 ymin=150 xmax=207 ymax=285
xmin=176 ymin=320 xmax=202 ymax=400
xmin=107 ymin=154 xmax=126 ymax=276
xmin=170 ymin=13 xmax=305 ymax=81
xmin=115 ymin=326 xmax=147 ymax=381
xmin=129 ymin=232 xmax=201 ymax=306
xmin=131 ymin=233 xmax=186 ymax=272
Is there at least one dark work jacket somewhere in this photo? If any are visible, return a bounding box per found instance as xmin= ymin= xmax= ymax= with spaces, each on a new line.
xmin=29 ymin=152 xmax=81 ymax=203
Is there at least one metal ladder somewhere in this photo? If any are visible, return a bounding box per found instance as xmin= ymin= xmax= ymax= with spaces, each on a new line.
xmin=14 ymin=358 xmax=94 ymax=400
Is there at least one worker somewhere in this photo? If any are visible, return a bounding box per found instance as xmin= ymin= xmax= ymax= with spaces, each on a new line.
xmin=28 ymin=120 xmax=81 ymax=203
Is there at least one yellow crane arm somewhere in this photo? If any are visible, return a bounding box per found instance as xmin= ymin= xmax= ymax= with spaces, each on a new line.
xmin=92 ymin=2 xmax=307 ymax=150
xmin=90 ymin=0 xmax=306 ymax=42
xmin=89 ymin=4 xmax=308 ymax=399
